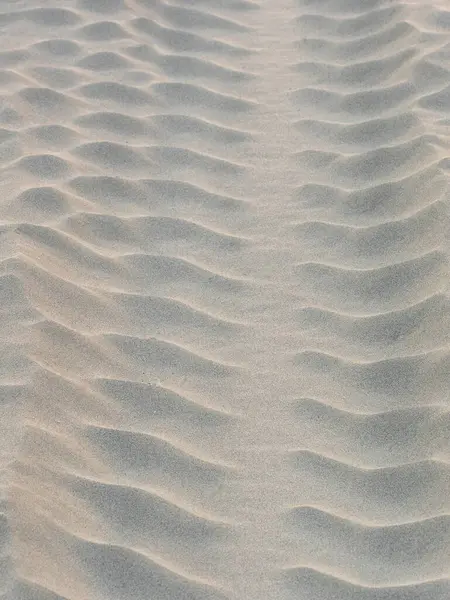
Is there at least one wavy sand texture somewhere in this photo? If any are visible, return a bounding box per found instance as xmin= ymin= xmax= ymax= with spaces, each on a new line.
xmin=0 ymin=0 xmax=449 ymax=599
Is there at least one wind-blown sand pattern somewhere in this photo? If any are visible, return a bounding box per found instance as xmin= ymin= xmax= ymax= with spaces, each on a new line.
xmin=0 ymin=0 xmax=449 ymax=599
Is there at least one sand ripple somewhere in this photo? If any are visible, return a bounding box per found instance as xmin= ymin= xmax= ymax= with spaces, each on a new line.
xmin=0 ymin=0 xmax=448 ymax=599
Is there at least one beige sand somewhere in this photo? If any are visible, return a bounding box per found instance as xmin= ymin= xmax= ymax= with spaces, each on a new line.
xmin=0 ymin=0 xmax=449 ymax=598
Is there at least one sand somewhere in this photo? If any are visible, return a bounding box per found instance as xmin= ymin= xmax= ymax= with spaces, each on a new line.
xmin=0 ymin=0 xmax=449 ymax=598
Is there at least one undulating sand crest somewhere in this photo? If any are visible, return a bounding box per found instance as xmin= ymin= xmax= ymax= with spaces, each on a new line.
xmin=0 ymin=0 xmax=449 ymax=599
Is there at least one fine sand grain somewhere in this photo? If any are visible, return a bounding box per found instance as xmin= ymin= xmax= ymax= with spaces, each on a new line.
xmin=0 ymin=1 xmax=449 ymax=599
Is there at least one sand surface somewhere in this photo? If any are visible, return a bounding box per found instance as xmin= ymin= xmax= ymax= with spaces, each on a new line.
xmin=0 ymin=0 xmax=449 ymax=598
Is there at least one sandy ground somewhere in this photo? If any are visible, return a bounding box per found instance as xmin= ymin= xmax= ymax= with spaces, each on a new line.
xmin=0 ymin=0 xmax=449 ymax=598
